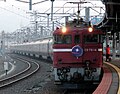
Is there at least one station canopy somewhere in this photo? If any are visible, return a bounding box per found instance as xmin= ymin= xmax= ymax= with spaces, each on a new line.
xmin=98 ymin=0 xmax=120 ymax=33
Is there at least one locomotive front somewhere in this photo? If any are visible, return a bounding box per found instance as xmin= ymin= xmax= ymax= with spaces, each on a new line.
xmin=53 ymin=19 xmax=103 ymax=85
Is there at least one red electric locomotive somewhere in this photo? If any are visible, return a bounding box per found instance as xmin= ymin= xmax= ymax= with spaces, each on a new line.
xmin=53 ymin=19 xmax=104 ymax=86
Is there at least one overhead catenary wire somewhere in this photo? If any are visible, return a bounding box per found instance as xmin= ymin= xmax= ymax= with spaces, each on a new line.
xmin=0 ymin=5 xmax=30 ymax=19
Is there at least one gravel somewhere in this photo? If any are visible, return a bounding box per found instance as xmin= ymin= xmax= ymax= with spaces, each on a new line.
xmin=0 ymin=55 xmax=58 ymax=94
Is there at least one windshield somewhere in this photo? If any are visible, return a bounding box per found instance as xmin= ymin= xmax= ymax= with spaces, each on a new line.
xmin=54 ymin=35 xmax=72 ymax=44
xmin=84 ymin=34 xmax=99 ymax=43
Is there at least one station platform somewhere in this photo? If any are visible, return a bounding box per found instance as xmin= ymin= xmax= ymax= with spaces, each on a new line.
xmin=94 ymin=57 xmax=120 ymax=94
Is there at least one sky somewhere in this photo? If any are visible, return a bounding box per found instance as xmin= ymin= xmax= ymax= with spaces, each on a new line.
xmin=0 ymin=0 xmax=105 ymax=33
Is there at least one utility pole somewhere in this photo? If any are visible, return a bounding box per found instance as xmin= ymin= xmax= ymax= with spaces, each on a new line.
xmin=85 ymin=7 xmax=90 ymax=22
xmin=29 ymin=0 xmax=32 ymax=10
xmin=34 ymin=11 xmax=38 ymax=37
xmin=47 ymin=14 xmax=50 ymax=27
xmin=51 ymin=0 xmax=55 ymax=21
xmin=1 ymin=31 xmax=5 ymax=57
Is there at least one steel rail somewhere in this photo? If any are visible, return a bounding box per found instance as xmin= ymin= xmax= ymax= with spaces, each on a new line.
xmin=0 ymin=56 xmax=40 ymax=88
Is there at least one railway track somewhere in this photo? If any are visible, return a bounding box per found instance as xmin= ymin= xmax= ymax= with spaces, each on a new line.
xmin=62 ymin=89 xmax=94 ymax=94
xmin=63 ymin=89 xmax=81 ymax=94
xmin=0 ymin=56 xmax=40 ymax=88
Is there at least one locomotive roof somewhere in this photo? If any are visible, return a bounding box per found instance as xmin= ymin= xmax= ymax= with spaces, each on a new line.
xmin=54 ymin=26 xmax=103 ymax=35
xmin=66 ymin=18 xmax=90 ymax=28
xmin=53 ymin=18 xmax=103 ymax=34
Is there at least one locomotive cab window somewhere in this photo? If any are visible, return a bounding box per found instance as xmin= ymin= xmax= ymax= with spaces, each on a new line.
xmin=100 ymin=35 xmax=104 ymax=43
xmin=53 ymin=35 xmax=72 ymax=44
xmin=54 ymin=35 xmax=62 ymax=44
xmin=74 ymin=35 xmax=80 ymax=44
xmin=84 ymin=34 xmax=99 ymax=43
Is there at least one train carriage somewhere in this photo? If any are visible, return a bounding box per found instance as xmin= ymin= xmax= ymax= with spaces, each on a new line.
xmin=10 ymin=38 xmax=53 ymax=59
xmin=53 ymin=19 xmax=104 ymax=85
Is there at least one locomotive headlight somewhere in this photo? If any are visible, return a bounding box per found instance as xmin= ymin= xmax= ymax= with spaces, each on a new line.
xmin=88 ymin=27 xmax=93 ymax=32
xmin=62 ymin=27 xmax=67 ymax=33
